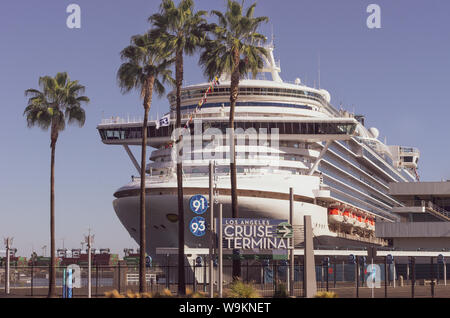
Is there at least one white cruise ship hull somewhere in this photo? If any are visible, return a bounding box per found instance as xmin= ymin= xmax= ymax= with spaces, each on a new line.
xmin=112 ymin=173 xmax=375 ymax=259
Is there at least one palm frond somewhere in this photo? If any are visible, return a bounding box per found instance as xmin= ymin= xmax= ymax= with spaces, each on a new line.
xmin=24 ymin=73 xmax=89 ymax=133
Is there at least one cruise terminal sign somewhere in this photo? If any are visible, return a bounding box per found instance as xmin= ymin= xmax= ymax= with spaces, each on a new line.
xmin=221 ymin=219 xmax=293 ymax=250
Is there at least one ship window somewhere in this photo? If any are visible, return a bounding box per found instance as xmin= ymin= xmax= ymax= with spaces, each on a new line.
xmin=403 ymin=156 xmax=414 ymax=163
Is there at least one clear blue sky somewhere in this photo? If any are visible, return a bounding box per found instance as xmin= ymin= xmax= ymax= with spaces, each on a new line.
xmin=1 ymin=0 xmax=449 ymax=257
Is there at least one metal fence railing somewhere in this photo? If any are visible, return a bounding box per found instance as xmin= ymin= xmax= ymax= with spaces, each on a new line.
xmin=1 ymin=260 xmax=450 ymax=298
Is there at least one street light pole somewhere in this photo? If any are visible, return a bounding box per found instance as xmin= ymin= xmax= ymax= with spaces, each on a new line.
xmin=4 ymin=238 xmax=12 ymax=295
xmin=85 ymin=231 xmax=94 ymax=299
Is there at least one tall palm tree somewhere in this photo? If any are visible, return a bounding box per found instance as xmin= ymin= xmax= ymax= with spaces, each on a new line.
xmin=24 ymin=72 xmax=90 ymax=298
xmin=117 ymin=34 xmax=173 ymax=293
xmin=149 ymin=0 xmax=208 ymax=295
xmin=199 ymin=0 xmax=268 ymax=280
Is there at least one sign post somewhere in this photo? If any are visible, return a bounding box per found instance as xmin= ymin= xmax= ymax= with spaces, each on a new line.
xmin=67 ymin=268 xmax=73 ymax=299
xmin=189 ymin=193 xmax=209 ymax=295
xmin=209 ymin=161 xmax=214 ymax=299
xmin=62 ymin=269 xmax=66 ymax=298
xmin=289 ymin=188 xmax=295 ymax=297
xmin=218 ymin=204 xmax=223 ymax=298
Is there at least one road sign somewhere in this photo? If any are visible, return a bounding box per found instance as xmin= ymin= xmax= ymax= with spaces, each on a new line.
xmin=276 ymin=222 xmax=293 ymax=238
xmin=190 ymin=195 xmax=209 ymax=215
xmin=387 ymin=254 xmax=394 ymax=265
xmin=359 ymin=256 xmax=367 ymax=265
xmin=220 ymin=219 xmax=291 ymax=251
xmin=348 ymin=254 xmax=356 ymax=264
xmin=146 ymin=256 xmax=152 ymax=268
xmin=190 ymin=217 xmax=207 ymax=237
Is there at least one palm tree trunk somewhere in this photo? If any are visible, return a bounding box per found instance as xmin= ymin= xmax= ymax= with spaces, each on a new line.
xmin=230 ymin=47 xmax=241 ymax=280
xmin=48 ymin=134 xmax=57 ymax=298
xmin=176 ymin=48 xmax=186 ymax=296
xmin=139 ymin=77 xmax=154 ymax=293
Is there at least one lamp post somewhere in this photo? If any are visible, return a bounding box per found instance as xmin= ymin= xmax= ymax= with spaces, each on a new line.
xmin=84 ymin=231 xmax=94 ymax=298
xmin=4 ymin=238 xmax=13 ymax=295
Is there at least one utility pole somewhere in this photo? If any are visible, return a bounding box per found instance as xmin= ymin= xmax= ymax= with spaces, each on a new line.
xmin=4 ymin=238 xmax=13 ymax=295
xmin=209 ymin=161 xmax=215 ymax=298
xmin=85 ymin=230 xmax=94 ymax=298
xmin=289 ymin=188 xmax=294 ymax=297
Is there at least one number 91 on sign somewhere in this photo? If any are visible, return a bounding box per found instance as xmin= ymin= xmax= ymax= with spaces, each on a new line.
xmin=190 ymin=195 xmax=208 ymax=215
xmin=190 ymin=217 xmax=207 ymax=237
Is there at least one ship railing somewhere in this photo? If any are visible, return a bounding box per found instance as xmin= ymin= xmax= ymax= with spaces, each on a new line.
xmin=101 ymin=116 xmax=143 ymax=125
xmin=401 ymin=200 xmax=450 ymax=219
xmin=131 ymin=170 xmax=315 ymax=184
xmin=399 ymin=147 xmax=419 ymax=154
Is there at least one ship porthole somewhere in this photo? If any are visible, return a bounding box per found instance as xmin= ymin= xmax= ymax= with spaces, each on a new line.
xmin=166 ymin=214 xmax=179 ymax=223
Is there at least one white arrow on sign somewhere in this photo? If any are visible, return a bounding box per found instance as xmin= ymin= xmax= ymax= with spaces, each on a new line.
xmin=277 ymin=225 xmax=293 ymax=238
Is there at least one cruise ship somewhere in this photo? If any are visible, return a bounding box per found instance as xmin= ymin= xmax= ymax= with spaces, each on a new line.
xmin=97 ymin=46 xmax=420 ymax=260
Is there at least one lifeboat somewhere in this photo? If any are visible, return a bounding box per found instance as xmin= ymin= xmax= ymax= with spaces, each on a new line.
xmin=328 ymin=208 xmax=343 ymax=224
xmin=349 ymin=212 xmax=357 ymax=226
xmin=368 ymin=218 xmax=375 ymax=231
xmin=342 ymin=210 xmax=351 ymax=223
xmin=363 ymin=217 xmax=370 ymax=230
xmin=355 ymin=215 xmax=365 ymax=229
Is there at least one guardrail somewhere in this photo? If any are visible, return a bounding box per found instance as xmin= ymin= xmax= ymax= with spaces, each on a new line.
xmin=401 ymin=200 xmax=450 ymax=220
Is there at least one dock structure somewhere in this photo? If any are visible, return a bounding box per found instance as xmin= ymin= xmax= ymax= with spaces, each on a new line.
xmin=376 ymin=181 xmax=450 ymax=250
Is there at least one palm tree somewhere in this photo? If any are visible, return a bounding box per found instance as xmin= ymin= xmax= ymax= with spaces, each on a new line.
xmin=117 ymin=34 xmax=173 ymax=293
xmin=24 ymin=72 xmax=90 ymax=297
xmin=199 ymin=0 xmax=268 ymax=280
xmin=149 ymin=0 xmax=208 ymax=296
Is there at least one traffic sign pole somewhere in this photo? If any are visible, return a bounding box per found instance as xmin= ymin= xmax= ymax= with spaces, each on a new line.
xmin=289 ymin=188 xmax=294 ymax=297
xmin=444 ymin=259 xmax=447 ymax=286
xmin=385 ymin=256 xmax=388 ymax=298
xmin=218 ymin=204 xmax=223 ymax=298
xmin=209 ymin=161 xmax=214 ymax=298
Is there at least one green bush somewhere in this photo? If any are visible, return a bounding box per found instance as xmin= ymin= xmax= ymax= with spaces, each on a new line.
xmin=274 ymin=282 xmax=289 ymax=298
xmin=226 ymin=280 xmax=260 ymax=298
xmin=314 ymin=291 xmax=338 ymax=298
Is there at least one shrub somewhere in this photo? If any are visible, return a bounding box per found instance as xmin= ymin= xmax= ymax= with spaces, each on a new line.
xmin=226 ymin=280 xmax=260 ymax=298
xmin=314 ymin=291 xmax=338 ymax=298
xmin=104 ymin=290 xmax=125 ymax=298
xmin=274 ymin=282 xmax=289 ymax=298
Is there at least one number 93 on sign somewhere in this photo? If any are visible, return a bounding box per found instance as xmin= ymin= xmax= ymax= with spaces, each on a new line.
xmin=190 ymin=217 xmax=207 ymax=237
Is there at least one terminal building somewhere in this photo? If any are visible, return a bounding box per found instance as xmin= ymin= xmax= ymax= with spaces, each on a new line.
xmin=376 ymin=181 xmax=450 ymax=250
